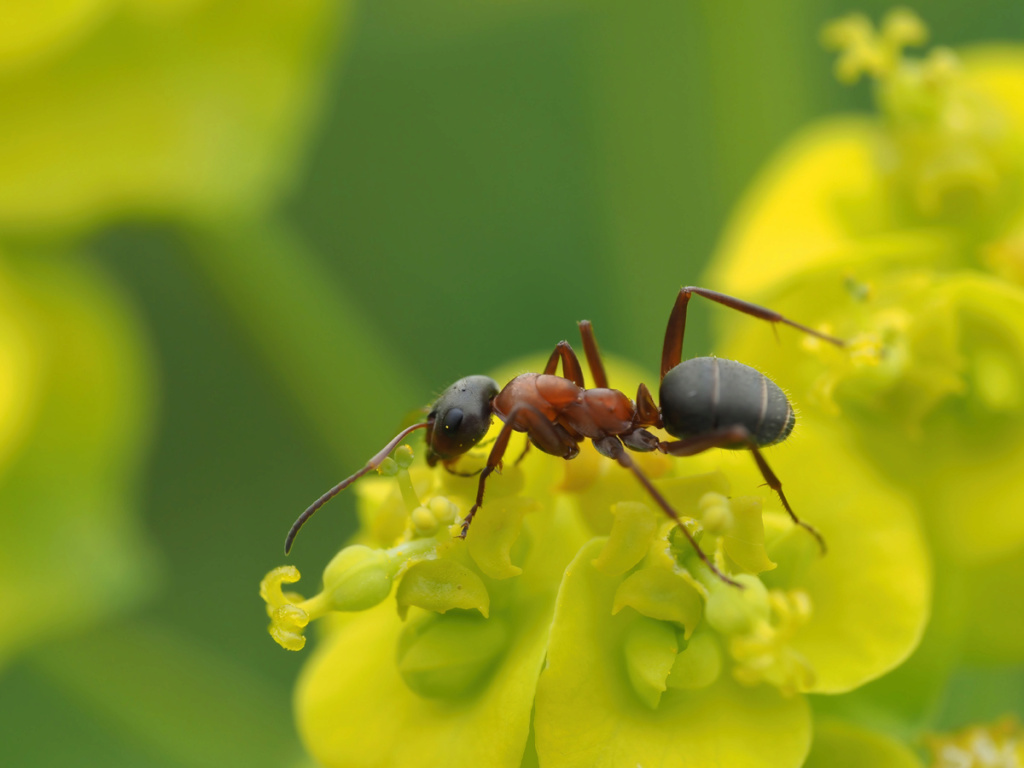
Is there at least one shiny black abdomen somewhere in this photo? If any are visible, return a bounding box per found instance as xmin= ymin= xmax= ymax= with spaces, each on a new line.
xmin=659 ymin=357 xmax=794 ymax=447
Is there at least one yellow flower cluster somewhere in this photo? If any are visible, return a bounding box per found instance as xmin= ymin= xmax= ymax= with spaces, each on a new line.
xmin=262 ymin=346 xmax=928 ymax=767
xmin=261 ymin=9 xmax=1024 ymax=767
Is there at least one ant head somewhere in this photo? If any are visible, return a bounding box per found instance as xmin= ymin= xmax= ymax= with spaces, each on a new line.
xmin=426 ymin=375 xmax=500 ymax=465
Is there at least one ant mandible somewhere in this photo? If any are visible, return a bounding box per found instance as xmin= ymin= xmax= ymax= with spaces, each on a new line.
xmin=284 ymin=287 xmax=844 ymax=587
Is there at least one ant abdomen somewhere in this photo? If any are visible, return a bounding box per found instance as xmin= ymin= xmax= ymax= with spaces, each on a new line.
xmin=660 ymin=357 xmax=794 ymax=448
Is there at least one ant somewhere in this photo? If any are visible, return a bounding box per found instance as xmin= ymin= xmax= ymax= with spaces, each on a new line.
xmin=284 ymin=287 xmax=844 ymax=587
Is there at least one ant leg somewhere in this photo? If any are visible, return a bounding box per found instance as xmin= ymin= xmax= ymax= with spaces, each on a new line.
xmin=577 ymin=320 xmax=661 ymax=428
xmin=594 ymin=435 xmax=740 ymax=588
xmin=543 ymin=341 xmax=586 ymax=388
xmin=660 ymin=288 xmax=694 ymax=380
xmin=514 ymin=437 xmax=532 ymax=466
xmin=660 ymin=286 xmax=845 ymax=380
xmin=460 ymin=405 xmax=577 ymax=538
xmin=576 ymin=320 xmax=609 ymax=388
xmin=659 ymin=426 xmax=827 ymax=553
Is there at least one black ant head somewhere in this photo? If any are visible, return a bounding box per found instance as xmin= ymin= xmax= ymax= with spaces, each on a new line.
xmin=426 ymin=375 xmax=500 ymax=465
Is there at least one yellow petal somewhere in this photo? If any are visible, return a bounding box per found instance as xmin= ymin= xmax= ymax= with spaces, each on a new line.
xmin=535 ymin=539 xmax=811 ymax=768
xmin=722 ymin=496 xmax=777 ymax=575
xmin=296 ymin=598 xmax=550 ymax=768
xmin=467 ymin=495 xmax=537 ymax=579
xmin=621 ymin=615 xmax=679 ymax=710
xmin=0 ymin=0 xmax=112 ymax=70
xmin=758 ymin=419 xmax=931 ymax=693
xmin=612 ymin=566 xmax=704 ymax=640
xmin=961 ymin=46 xmax=1024 ymax=138
xmin=592 ymin=500 xmax=659 ymax=576
xmin=707 ymin=117 xmax=903 ymax=297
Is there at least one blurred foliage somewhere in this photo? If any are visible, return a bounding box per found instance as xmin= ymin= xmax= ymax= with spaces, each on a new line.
xmin=0 ymin=0 xmax=1021 ymax=766
xmin=0 ymin=251 xmax=156 ymax=667
xmin=0 ymin=0 xmax=342 ymax=234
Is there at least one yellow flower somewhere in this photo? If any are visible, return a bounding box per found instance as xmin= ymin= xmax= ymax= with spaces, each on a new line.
xmin=707 ymin=8 xmax=1024 ymax=295
xmin=717 ymin=270 xmax=1024 ymax=562
xmin=702 ymin=9 xmax=1024 ymax=732
xmin=262 ymin=357 xmax=930 ymax=768
xmin=0 ymin=0 xmax=345 ymax=235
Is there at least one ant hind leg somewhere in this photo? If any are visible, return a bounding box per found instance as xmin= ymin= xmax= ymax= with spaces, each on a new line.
xmin=659 ymin=426 xmax=827 ymax=554
xmin=660 ymin=286 xmax=845 ymax=380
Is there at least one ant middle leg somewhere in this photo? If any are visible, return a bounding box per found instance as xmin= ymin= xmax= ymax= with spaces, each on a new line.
xmin=460 ymin=405 xmax=578 ymax=538
xmin=659 ymin=426 xmax=827 ymax=553
xmin=543 ymin=341 xmax=586 ymax=387
xmin=593 ymin=435 xmax=740 ymax=587
xmin=660 ymin=286 xmax=846 ymax=380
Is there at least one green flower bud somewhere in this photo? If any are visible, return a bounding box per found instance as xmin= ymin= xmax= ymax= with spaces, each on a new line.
xmin=321 ymin=541 xmax=434 ymax=613
xmin=321 ymin=545 xmax=396 ymax=612
xmin=394 ymin=445 xmax=415 ymax=469
xmin=410 ymin=506 xmax=438 ymax=536
xmin=428 ymin=496 xmax=458 ymax=525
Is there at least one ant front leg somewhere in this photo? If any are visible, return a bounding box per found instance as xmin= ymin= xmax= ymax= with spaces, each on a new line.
xmin=660 ymin=286 xmax=845 ymax=380
xmin=659 ymin=426 xmax=827 ymax=553
xmin=460 ymin=405 xmax=578 ymax=538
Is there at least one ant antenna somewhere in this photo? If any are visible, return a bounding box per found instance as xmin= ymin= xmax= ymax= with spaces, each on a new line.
xmin=284 ymin=421 xmax=431 ymax=554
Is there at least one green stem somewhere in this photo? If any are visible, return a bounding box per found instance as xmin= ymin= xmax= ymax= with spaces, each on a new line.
xmin=184 ymin=217 xmax=424 ymax=467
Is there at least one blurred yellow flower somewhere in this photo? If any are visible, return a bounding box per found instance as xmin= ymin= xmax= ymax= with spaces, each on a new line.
xmin=718 ymin=270 xmax=1024 ymax=564
xmin=0 ymin=0 xmax=344 ymax=235
xmin=702 ymin=7 xmax=1024 ymax=728
xmin=0 ymin=250 xmax=156 ymax=667
xmin=707 ymin=8 xmax=1024 ymax=295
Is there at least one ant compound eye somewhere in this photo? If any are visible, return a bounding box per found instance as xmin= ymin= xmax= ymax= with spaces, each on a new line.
xmin=442 ymin=408 xmax=464 ymax=434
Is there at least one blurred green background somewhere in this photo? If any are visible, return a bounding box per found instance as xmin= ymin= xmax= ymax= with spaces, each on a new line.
xmin=1 ymin=1 xmax=1021 ymax=766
